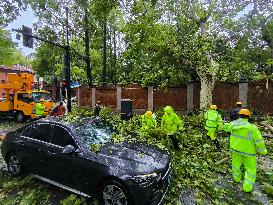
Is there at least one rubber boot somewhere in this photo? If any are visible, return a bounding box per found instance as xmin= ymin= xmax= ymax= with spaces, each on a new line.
xmin=170 ymin=135 xmax=179 ymax=150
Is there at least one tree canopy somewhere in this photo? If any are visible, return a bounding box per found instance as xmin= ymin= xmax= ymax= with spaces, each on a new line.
xmin=0 ymin=28 xmax=30 ymax=66
xmin=1 ymin=0 xmax=273 ymax=107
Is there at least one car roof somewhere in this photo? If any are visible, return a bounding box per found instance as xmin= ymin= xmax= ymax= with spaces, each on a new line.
xmin=31 ymin=116 xmax=112 ymax=131
xmin=34 ymin=116 xmax=102 ymax=127
xmin=30 ymin=117 xmax=71 ymax=128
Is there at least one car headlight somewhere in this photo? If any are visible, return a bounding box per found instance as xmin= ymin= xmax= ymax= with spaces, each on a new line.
xmin=130 ymin=172 xmax=159 ymax=187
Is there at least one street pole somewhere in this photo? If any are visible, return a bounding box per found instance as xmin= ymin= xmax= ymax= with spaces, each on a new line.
xmin=65 ymin=7 xmax=72 ymax=112
xmin=12 ymin=7 xmax=72 ymax=112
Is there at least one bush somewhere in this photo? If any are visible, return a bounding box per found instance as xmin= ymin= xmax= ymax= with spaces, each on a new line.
xmin=60 ymin=194 xmax=88 ymax=205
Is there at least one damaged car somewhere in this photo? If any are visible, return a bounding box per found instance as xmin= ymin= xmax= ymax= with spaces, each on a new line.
xmin=1 ymin=117 xmax=171 ymax=205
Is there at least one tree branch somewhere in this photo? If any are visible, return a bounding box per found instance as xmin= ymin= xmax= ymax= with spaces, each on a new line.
xmin=189 ymin=0 xmax=200 ymax=21
xmin=70 ymin=47 xmax=86 ymax=60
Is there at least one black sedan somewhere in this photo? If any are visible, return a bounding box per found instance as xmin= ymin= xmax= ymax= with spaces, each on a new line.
xmin=1 ymin=117 xmax=171 ymax=205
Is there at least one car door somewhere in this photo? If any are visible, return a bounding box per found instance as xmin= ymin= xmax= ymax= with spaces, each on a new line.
xmin=46 ymin=124 xmax=89 ymax=191
xmin=16 ymin=125 xmax=40 ymax=173
xmin=18 ymin=123 xmax=53 ymax=175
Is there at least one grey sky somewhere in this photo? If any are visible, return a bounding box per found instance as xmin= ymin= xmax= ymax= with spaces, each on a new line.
xmin=7 ymin=7 xmax=36 ymax=56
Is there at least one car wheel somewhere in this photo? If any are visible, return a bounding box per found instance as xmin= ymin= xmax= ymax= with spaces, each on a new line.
xmin=16 ymin=111 xmax=25 ymax=123
xmin=7 ymin=153 xmax=23 ymax=176
xmin=98 ymin=180 xmax=133 ymax=205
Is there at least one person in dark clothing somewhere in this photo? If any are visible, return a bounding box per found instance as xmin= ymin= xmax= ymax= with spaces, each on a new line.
xmin=51 ymin=102 xmax=66 ymax=116
xmin=230 ymin=102 xmax=243 ymax=121
xmin=94 ymin=101 xmax=101 ymax=116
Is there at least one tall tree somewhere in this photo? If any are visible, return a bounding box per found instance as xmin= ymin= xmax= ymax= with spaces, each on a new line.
xmin=236 ymin=0 xmax=273 ymax=80
xmin=121 ymin=0 xmax=190 ymax=87
xmin=0 ymin=0 xmax=26 ymax=25
xmin=170 ymin=0 xmax=264 ymax=108
xmin=29 ymin=0 xmax=93 ymax=83
xmin=92 ymin=0 xmax=118 ymax=83
xmin=0 ymin=28 xmax=30 ymax=66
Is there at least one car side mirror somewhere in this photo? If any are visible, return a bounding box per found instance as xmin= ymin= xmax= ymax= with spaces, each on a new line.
xmin=62 ymin=145 xmax=76 ymax=154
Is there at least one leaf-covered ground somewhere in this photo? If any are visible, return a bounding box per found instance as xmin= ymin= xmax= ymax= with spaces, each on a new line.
xmin=0 ymin=107 xmax=272 ymax=205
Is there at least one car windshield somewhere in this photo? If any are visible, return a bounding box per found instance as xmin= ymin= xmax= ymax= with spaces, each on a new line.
xmin=31 ymin=92 xmax=51 ymax=101
xmin=74 ymin=118 xmax=115 ymax=145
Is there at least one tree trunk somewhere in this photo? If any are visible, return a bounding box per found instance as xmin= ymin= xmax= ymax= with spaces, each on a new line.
xmin=199 ymin=71 xmax=216 ymax=108
xmin=185 ymin=1 xmax=218 ymax=109
xmin=113 ymin=28 xmax=117 ymax=83
xmin=102 ymin=18 xmax=107 ymax=84
xmin=198 ymin=20 xmax=218 ymax=108
xmin=84 ymin=8 xmax=92 ymax=86
xmin=271 ymin=43 xmax=273 ymax=74
xmin=109 ymin=27 xmax=113 ymax=82
xmin=200 ymin=22 xmax=206 ymax=36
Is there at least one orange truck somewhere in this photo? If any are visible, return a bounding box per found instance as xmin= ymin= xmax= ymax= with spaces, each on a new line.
xmin=0 ymin=73 xmax=53 ymax=122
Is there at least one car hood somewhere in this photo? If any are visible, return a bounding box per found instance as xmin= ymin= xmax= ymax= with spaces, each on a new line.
xmin=97 ymin=142 xmax=170 ymax=175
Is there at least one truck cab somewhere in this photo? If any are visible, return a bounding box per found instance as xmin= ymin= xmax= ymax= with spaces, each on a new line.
xmin=14 ymin=91 xmax=52 ymax=122
xmin=0 ymin=73 xmax=53 ymax=122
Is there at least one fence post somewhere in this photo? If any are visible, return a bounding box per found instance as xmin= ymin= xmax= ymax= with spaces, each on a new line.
xmin=117 ymin=84 xmax=122 ymax=111
xmin=187 ymin=82 xmax=194 ymax=112
xmin=148 ymin=86 xmax=153 ymax=111
xmin=92 ymin=86 xmax=96 ymax=108
xmin=239 ymin=77 xmax=248 ymax=106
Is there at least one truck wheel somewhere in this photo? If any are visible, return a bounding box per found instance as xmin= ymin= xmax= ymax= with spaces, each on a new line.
xmin=16 ymin=111 xmax=25 ymax=123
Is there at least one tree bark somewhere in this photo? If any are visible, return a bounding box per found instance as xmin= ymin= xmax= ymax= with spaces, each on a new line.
xmin=187 ymin=1 xmax=218 ymax=109
xmin=109 ymin=27 xmax=113 ymax=82
xmin=199 ymin=71 xmax=216 ymax=108
xmin=182 ymin=1 xmax=219 ymax=108
xmin=271 ymin=42 xmax=273 ymax=74
xmin=198 ymin=20 xmax=218 ymax=108
xmin=200 ymin=22 xmax=206 ymax=36
xmin=102 ymin=18 xmax=107 ymax=84
xmin=113 ymin=28 xmax=117 ymax=83
xmin=84 ymin=8 xmax=92 ymax=86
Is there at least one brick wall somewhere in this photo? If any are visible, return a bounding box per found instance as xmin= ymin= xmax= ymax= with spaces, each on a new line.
xmin=122 ymin=85 xmax=148 ymax=109
xmin=213 ymin=82 xmax=239 ymax=111
xmin=80 ymin=87 xmax=92 ymax=106
xmin=248 ymin=80 xmax=273 ymax=114
xmin=154 ymin=87 xmax=187 ymax=111
xmin=76 ymin=80 xmax=273 ymax=114
xmin=193 ymin=85 xmax=200 ymax=109
xmin=96 ymin=86 xmax=117 ymax=108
